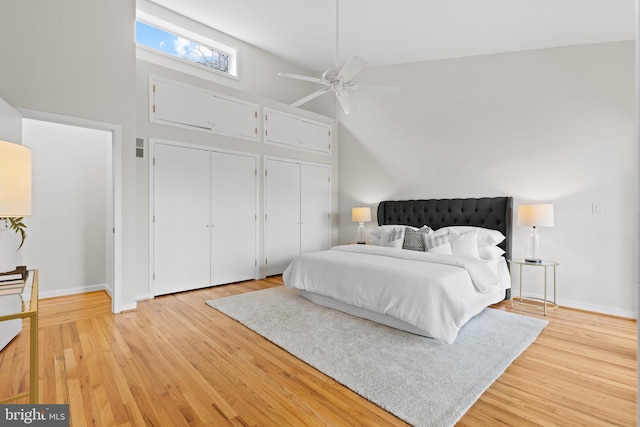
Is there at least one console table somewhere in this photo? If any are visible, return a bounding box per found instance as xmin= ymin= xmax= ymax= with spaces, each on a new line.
xmin=0 ymin=269 xmax=38 ymax=403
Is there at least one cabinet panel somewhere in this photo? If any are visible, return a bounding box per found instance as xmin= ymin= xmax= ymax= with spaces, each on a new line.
xmin=299 ymin=120 xmax=331 ymax=153
xmin=210 ymin=95 xmax=258 ymax=139
xmin=154 ymin=144 xmax=211 ymax=296
xmin=153 ymin=80 xmax=213 ymax=130
xmin=300 ymin=164 xmax=331 ymax=253
xmin=265 ymin=159 xmax=301 ymax=276
xmin=264 ymin=108 xmax=332 ymax=154
xmin=264 ymin=110 xmax=299 ymax=146
xmin=150 ymin=76 xmax=259 ymax=141
xmin=210 ymin=152 xmax=256 ymax=284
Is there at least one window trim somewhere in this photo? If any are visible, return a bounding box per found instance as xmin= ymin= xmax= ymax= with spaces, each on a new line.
xmin=136 ymin=8 xmax=239 ymax=81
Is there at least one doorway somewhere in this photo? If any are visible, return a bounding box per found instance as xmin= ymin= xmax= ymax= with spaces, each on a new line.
xmin=19 ymin=110 xmax=122 ymax=313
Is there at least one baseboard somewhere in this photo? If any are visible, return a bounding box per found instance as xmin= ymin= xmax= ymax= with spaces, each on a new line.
xmin=38 ymin=283 xmax=108 ymax=300
xmin=514 ymin=291 xmax=637 ymax=319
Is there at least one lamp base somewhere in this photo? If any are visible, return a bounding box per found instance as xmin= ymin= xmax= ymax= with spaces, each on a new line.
xmin=524 ymin=258 xmax=542 ymax=264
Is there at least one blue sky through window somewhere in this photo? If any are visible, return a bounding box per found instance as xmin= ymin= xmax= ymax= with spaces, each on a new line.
xmin=136 ymin=21 xmax=177 ymax=56
xmin=136 ymin=21 xmax=229 ymax=73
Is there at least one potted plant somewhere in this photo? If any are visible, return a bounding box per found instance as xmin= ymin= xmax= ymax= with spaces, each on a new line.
xmin=2 ymin=218 xmax=27 ymax=249
xmin=0 ymin=217 xmax=27 ymax=273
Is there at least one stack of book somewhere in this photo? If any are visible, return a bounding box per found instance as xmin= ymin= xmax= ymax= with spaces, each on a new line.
xmin=0 ymin=266 xmax=28 ymax=296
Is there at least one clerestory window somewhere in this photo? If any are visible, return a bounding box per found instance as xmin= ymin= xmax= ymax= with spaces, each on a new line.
xmin=135 ymin=9 xmax=238 ymax=80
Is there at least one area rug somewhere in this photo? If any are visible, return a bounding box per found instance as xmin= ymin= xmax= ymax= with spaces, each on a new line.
xmin=206 ymin=287 xmax=547 ymax=427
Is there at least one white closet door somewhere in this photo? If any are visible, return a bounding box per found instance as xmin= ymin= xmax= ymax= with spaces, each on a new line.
xmin=210 ymin=152 xmax=257 ymax=285
xmin=265 ymin=159 xmax=301 ymax=276
xmin=154 ymin=144 xmax=211 ymax=295
xmin=300 ymin=164 xmax=331 ymax=253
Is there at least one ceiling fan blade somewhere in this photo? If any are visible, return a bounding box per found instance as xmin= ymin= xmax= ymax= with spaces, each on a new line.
xmin=348 ymin=82 xmax=400 ymax=96
xmin=279 ymin=72 xmax=329 ymax=86
xmin=335 ymin=90 xmax=354 ymax=115
xmin=290 ymin=87 xmax=332 ymax=107
xmin=336 ymin=56 xmax=368 ymax=82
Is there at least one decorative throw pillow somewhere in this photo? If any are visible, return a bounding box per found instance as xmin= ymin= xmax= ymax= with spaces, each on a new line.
xmin=424 ymin=230 xmax=450 ymax=251
xmin=385 ymin=227 xmax=405 ymax=249
xmin=403 ymin=227 xmax=427 ymax=251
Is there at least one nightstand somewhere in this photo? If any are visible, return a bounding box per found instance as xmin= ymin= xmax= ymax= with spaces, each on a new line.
xmin=508 ymin=259 xmax=559 ymax=316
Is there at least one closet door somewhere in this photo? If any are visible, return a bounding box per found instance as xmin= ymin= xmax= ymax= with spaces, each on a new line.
xmin=300 ymin=164 xmax=331 ymax=253
xmin=210 ymin=152 xmax=257 ymax=285
xmin=264 ymin=159 xmax=301 ymax=276
xmin=154 ymin=144 xmax=211 ymax=295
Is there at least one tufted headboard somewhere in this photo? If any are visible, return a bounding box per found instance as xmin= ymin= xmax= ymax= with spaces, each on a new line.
xmin=377 ymin=197 xmax=513 ymax=262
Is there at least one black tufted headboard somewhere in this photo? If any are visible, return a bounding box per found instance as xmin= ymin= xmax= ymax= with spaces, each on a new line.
xmin=377 ymin=197 xmax=513 ymax=262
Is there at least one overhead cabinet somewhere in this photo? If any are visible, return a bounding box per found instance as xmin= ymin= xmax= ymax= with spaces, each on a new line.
xmin=264 ymin=157 xmax=331 ymax=276
xmin=263 ymin=108 xmax=332 ymax=154
xmin=150 ymin=77 xmax=260 ymax=141
xmin=153 ymin=142 xmax=257 ymax=296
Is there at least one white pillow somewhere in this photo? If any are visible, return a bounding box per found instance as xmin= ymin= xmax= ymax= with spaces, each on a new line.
xmin=435 ymin=226 xmax=505 ymax=246
xmin=478 ymin=245 xmax=505 ymax=260
xmin=428 ymin=242 xmax=453 ymax=255
xmin=449 ymin=229 xmax=480 ymax=259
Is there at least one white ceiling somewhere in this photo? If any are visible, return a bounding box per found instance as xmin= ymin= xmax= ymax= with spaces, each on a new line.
xmin=149 ymin=0 xmax=635 ymax=74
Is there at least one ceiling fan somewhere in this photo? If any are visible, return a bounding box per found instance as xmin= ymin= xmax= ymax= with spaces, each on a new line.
xmin=278 ymin=1 xmax=397 ymax=114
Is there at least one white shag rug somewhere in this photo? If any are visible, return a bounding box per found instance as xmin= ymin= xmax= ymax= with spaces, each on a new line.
xmin=207 ymin=287 xmax=547 ymax=427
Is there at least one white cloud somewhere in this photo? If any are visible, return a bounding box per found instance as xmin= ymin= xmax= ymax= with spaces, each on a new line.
xmin=173 ymin=37 xmax=191 ymax=56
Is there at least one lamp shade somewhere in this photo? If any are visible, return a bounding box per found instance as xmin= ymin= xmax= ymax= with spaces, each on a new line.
xmin=351 ymin=207 xmax=371 ymax=223
xmin=517 ymin=204 xmax=554 ymax=227
xmin=0 ymin=140 xmax=32 ymax=217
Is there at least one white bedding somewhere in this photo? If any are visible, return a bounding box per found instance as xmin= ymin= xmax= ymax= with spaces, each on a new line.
xmin=282 ymin=244 xmax=510 ymax=344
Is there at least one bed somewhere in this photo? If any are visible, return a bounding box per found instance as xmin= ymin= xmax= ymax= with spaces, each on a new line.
xmin=283 ymin=197 xmax=513 ymax=344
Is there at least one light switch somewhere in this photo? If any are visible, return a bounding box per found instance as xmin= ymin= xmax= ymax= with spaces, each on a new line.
xmin=592 ymin=203 xmax=603 ymax=215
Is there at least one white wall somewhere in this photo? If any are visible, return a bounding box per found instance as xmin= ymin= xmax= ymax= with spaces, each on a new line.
xmin=22 ymin=119 xmax=111 ymax=298
xmin=337 ymin=41 xmax=637 ymax=318
xmin=0 ymin=0 xmax=137 ymax=310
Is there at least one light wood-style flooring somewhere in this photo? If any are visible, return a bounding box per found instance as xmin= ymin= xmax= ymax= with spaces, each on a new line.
xmin=0 ymin=277 xmax=636 ymax=426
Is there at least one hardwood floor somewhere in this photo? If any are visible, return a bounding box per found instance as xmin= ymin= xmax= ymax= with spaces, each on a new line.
xmin=0 ymin=277 xmax=636 ymax=426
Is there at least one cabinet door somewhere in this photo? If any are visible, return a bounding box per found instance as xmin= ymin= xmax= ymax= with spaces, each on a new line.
xmin=264 ymin=110 xmax=299 ymax=146
xmin=264 ymin=159 xmax=301 ymax=276
xmin=153 ymin=144 xmax=211 ymax=295
xmin=153 ymin=80 xmax=213 ymax=130
xmin=300 ymin=164 xmax=331 ymax=253
xmin=210 ymin=152 xmax=257 ymax=285
xmin=299 ymin=120 xmax=332 ymax=154
xmin=210 ymin=95 xmax=259 ymax=140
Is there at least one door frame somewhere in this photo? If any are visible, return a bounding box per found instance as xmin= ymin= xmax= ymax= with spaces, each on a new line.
xmin=19 ymin=108 xmax=124 ymax=313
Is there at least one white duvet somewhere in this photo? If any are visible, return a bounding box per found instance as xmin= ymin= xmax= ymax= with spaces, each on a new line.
xmin=283 ymin=244 xmax=509 ymax=344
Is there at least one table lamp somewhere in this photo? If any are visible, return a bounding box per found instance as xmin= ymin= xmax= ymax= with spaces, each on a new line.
xmin=0 ymin=140 xmax=32 ymax=273
xmin=351 ymin=207 xmax=371 ymax=244
xmin=517 ymin=203 xmax=554 ymax=263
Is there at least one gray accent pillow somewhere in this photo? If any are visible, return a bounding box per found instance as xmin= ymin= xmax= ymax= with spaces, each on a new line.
xmin=403 ymin=226 xmax=431 ymax=251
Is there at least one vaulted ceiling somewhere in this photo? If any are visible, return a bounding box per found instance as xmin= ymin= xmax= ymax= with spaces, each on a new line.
xmin=148 ymin=0 xmax=635 ymax=73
